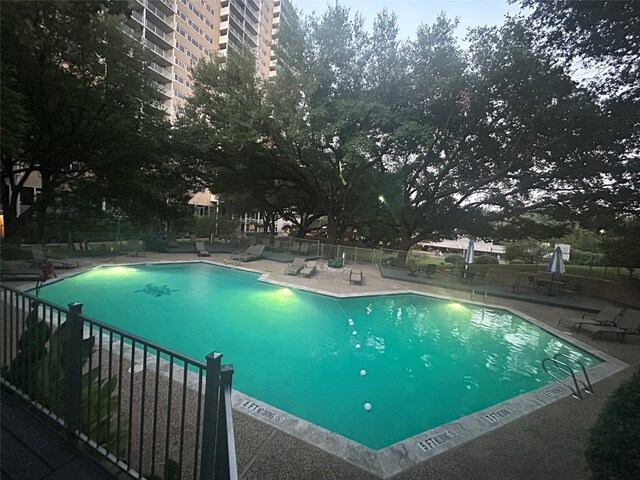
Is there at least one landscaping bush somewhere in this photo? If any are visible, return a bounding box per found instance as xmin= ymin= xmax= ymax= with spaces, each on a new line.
xmin=570 ymin=248 xmax=606 ymax=266
xmin=475 ymin=254 xmax=499 ymax=265
xmin=0 ymin=244 xmax=32 ymax=261
xmin=444 ymin=254 xmax=464 ymax=265
xmin=509 ymin=259 xmax=525 ymax=265
xmin=327 ymin=257 xmax=343 ymax=268
xmin=586 ymin=369 xmax=640 ymax=480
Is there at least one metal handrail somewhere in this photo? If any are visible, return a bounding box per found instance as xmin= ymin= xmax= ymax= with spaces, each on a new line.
xmin=541 ymin=357 xmax=583 ymax=399
xmin=553 ymin=353 xmax=593 ymax=394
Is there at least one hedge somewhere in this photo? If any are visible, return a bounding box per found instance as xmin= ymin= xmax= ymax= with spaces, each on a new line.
xmin=586 ymin=369 xmax=640 ymax=479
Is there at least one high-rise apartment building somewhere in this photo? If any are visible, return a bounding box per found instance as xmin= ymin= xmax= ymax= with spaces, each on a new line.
xmin=124 ymin=0 xmax=295 ymax=119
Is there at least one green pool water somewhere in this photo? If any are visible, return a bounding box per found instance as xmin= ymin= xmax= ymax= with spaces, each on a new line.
xmin=34 ymin=262 xmax=601 ymax=449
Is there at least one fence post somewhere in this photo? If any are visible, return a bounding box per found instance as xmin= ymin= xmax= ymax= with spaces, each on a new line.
xmin=214 ymin=365 xmax=236 ymax=480
xmin=64 ymin=302 xmax=84 ymax=443
xmin=200 ymin=352 xmax=222 ymax=480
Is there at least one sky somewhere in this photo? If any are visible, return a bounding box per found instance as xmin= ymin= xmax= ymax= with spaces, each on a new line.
xmin=292 ymin=0 xmax=522 ymax=40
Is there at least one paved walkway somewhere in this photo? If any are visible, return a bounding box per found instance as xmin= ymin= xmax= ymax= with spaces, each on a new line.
xmin=1 ymin=387 xmax=122 ymax=480
xmin=2 ymin=253 xmax=639 ymax=479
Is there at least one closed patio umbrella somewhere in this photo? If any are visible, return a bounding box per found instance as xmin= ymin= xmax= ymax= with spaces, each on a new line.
xmin=463 ymin=239 xmax=474 ymax=279
xmin=546 ymin=246 xmax=565 ymax=295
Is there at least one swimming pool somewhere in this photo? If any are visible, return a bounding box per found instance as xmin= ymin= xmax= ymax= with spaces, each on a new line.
xmin=33 ymin=262 xmax=607 ymax=452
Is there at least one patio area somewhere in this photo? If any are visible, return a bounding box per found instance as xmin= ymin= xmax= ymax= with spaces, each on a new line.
xmin=1 ymin=252 xmax=639 ymax=479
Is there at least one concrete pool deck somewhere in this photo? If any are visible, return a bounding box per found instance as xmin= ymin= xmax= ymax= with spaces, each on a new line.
xmin=2 ymin=253 xmax=639 ymax=479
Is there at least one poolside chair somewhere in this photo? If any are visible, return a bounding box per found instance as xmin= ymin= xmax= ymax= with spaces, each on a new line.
xmin=424 ymin=264 xmax=437 ymax=278
xmin=125 ymin=239 xmax=145 ymax=257
xmin=299 ymin=260 xmax=317 ymax=278
xmin=229 ymin=244 xmax=265 ymax=263
xmin=557 ymin=305 xmax=623 ymax=332
xmin=27 ymin=245 xmax=77 ymax=269
xmin=1 ymin=260 xmax=47 ymax=282
xmin=284 ymin=257 xmax=306 ymax=276
xmin=349 ymin=269 xmax=363 ymax=285
xmin=195 ymin=241 xmax=210 ymax=257
xmin=578 ymin=308 xmax=640 ymax=342
xmin=167 ymin=231 xmax=179 ymax=248
xmin=407 ymin=260 xmax=418 ymax=276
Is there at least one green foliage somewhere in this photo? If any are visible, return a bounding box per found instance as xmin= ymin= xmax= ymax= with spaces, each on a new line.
xmin=569 ymin=249 xmax=605 ymax=266
xmin=602 ymin=220 xmax=640 ymax=276
xmin=444 ymin=254 xmax=464 ymax=265
xmin=515 ymin=1 xmax=639 ymax=219
xmin=179 ymin=5 xmax=629 ymax=249
xmin=3 ymin=300 xmax=127 ymax=452
xmin=475 ymin=255 xmax=499 ymax=265
xmin=0 ymin=244 xmax=33 ymax=261
xmin=586 ymin=370 xmax=640 ymax=480
xmin=508 ymin=259 xmax=525 ymax=265
xmin=327 ymin=257 xmax=344 ymax=268
xmin=1 ymin=1 xmax=189 ymax=242
xmin=504 ymin=239 xmax=549 ymax=263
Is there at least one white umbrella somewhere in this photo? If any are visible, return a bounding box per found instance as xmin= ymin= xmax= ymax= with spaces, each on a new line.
xmin=546 ymin=246 xmax=565 ymax=294
xmin=463 ymin=239 xmax=475 ymax=265
xmin=463 ymin=239 xmax=474 ymax=280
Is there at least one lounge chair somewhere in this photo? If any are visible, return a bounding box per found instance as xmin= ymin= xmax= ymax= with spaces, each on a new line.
xmin=1 ymin=260 xmax=47 ymax=282
xmin=579 ymin=308 xmax=640 ymax=342
xmin=349 ymin=269 xmax=363 ymax=285
xmin=557 ymin=305 xmax=623 ymax=332
xmin=26 ymin=245 xmax=77 ymax=269
xmin=407 ymin=260 xmax=418 ymax=276
xmin=299 ymin=261 xmax=317 ymax=278
xmin=284 ymin=257 xmax=306 ymax=276
xmin=424 ymin=264 xmax=437 ymax=277
xmin=195 ymin=241 xmax=210 ymax=257
xmin=229 ymin=244 xmax=265 ymax=262
xmin=125 ymin=239 xmax=145 ymax=257
xmin=167 ymin=231 xmax=179 ymax=248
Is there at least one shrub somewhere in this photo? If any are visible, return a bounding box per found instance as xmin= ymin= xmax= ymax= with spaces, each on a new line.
xmin=475 ymin=254 xmax=499 ymax=265
xmin=570 ymin=248 xmax=606 ymax=266
xmin=504 ymin=239 xmax=549 ymax=263
xmin=586 ymin=369 xmax=640 ymax=479
xmin=444 ymin=254 xmax=464 ymax=265
xmin=509 ymin=259 xmax=525 ymax=265
xmin=327 ymin=257 xmax=343 ymax=268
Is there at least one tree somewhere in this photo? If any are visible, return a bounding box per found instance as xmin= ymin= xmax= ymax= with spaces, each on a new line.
xmin=179 ymin=4 xmax=634 ymax=249
xmin=601 ymin=219 xmax=640 ymax=276
xmin=504 ymin=239 xmax=550 ymax=264
xmin=514 ymin=0 xmax=640 ymax=220
xmin=1 ymin=1 xmax=186 ymax=242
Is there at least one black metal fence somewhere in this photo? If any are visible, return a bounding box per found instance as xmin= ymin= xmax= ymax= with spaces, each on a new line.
xmin=0 ymin=284 xmax=237 ymax=480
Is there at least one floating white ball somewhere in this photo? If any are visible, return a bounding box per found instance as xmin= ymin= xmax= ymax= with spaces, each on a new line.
xmin=360 ymin=369 xmax=367 ymax=376
xmin=355 ymin=343 xmax=361 ymax=349
xmin=364 ymin=402 xmax=372 ymax=411
xmin=352 ymin=330 xmax=357 ymax=335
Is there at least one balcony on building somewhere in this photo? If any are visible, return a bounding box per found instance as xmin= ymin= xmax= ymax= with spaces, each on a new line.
xmin=145 ymin=39 xmax=173 ymax=67
xmin=146 ymin=1 xmax=175 ymax=30
xmin=145 ymin=20 xmax=174 ymax=50
xmin=151 ymin=0 xmax=176 ymax=15
xmin=152 ymin=80 xmax=173 ymax=100
xmin=148 ymin=60 xmax=173 ymax=83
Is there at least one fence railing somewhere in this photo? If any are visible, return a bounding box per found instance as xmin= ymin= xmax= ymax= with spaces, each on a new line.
xmin=0 ymin=284 xmax=237 ymax=480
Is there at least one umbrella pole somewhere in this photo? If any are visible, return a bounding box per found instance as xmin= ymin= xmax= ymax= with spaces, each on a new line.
xmin=547 ymin=272 xmax=555 ymax=296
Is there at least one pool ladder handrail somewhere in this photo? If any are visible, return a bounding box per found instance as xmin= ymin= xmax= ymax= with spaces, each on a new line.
xmin=553 ymin=353 xmax=593 ymax=394
xmin=541 ymin=357 xmax=587 ymax=399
